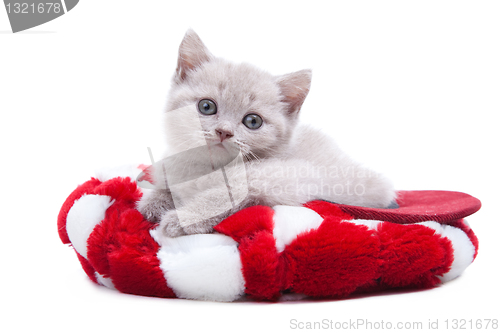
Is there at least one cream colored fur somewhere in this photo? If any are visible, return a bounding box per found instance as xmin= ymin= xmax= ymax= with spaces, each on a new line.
xmin=137 ymin=30 xmax=395 ymax=237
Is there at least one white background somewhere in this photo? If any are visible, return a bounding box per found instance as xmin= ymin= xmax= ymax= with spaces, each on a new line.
xmin=1 ymin=1 xmax=499 ymax=332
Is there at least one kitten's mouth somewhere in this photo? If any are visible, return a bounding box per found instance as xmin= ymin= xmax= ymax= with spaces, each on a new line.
xmin=207 ymin=142 xmax=227 ymax=150
xmin=206 ymin=141 xmax=240 ymax=156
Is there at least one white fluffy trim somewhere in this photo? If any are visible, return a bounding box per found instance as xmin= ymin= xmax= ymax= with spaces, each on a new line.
xmin=95 ymin=272 xmax=115 ymax=290
xmin=66 ymin=194 xmax=114 ymax=259
xmin=417 ymin=221 xmax=475 ymax=283
xmin=273 ymin=205 xmax=324 ymax=252
xmin=152 ymin=231 xmax=245 ymax=302
xmin=94 ymin=164 xmax=144 ymax=183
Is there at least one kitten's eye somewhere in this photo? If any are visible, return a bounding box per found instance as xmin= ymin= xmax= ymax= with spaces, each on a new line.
xmin=198 ymin=99 xmax=217 ymax=115
xmin=242 ymin=114 xmax=263 ymax=129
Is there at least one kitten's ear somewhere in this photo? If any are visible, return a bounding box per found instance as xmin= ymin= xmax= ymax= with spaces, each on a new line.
xmin=276 ymin=69 xmax=312 ymax=116
xmin=175 ymin=29 xmax=213 ymax=82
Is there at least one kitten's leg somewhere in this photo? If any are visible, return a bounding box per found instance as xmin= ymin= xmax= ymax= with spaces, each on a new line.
xmin=245 ymin=159 xmax=395 ymax=208
xmin=342 ymin=166 xmax=395 ymax=208
xmin=159 ymin=210 xmax=187 ymax=237
xmin=136 ymin=189 xmax=175 ymax=223
xmin=159 ymin=185 xmax=241 ymax=237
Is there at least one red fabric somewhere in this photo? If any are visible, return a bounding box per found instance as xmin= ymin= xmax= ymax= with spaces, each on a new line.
xmin=214 ymin=205 xmax=275 ymax=242
xmin=336 ymin=190 xmax=481 ymax=224
xmin=93 ymin=176 xmax=142 ymax=204
xmin=217 ymin=206 xmax=286 ymax=300
xmin=59 ymin=175 xmax=480 ymax=301
xmin=303 ymin=200 xmax=353 ymax=220
xmin=88 ymin=209 xmax=175 ymax=298
xmin=84 ymin=178 xmax=175 ymax=298
xmin=59 ymin=176 xmax=176 ymax=297
xmin=238 ymin=231 xmax=282 ymax=300
xmin=68 ymin=177 xmax=142 ymax=276
xmin=286 ymin=217 xmax=381 ymax=298
xmin=376 ymin=222 xmax=454 ymax=289
xmin=57 ymin=178 xmax=102 ymax=244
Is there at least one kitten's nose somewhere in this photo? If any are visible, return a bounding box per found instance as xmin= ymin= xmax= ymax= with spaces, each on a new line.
xmin=215 ymin=129 xmax=234 ymax=142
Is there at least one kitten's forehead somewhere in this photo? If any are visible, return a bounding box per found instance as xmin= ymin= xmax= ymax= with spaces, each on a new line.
xmin=189 ymin=60 xmax=281 ymax=110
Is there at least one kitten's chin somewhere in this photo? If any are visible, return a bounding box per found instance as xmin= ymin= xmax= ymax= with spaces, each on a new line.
xmin=207 ymin=141 xmax=240 ymax=162
xmin=208 ymin=141 xmax=239 ymax=152
xmin=207 ymin=142 xmax=226 ymax=152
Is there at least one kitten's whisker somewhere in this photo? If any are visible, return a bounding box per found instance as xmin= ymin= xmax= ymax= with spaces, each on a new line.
xmin=249 ymin=150 xmax=261 ymax=162
xmin=242 ymin=152 xmax=254 ymax=163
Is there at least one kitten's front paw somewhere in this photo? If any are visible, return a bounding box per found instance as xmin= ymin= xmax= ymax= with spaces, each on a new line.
xmin=160 ymin=210 xmax=186 ymax=237
xmin=159 ymin=209 xmax=221 ymax=237
xmin=137 ymin=190 xmax=173 ymax=223
xmin=182 ymin=215 xmax=220 ymax=235
xmin=361 ymin=175 xmax=397 ymax=208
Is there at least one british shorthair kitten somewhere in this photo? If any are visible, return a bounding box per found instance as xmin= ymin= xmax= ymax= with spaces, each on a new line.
xmin=138 ymin=30 xmax=395 ymax=237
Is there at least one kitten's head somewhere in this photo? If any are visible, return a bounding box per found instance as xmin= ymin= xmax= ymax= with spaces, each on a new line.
xmin=164 ymin=29 xmax=311 ymax=160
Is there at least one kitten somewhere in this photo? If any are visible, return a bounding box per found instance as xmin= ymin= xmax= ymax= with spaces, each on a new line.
xmin=137 ymin=30 xmax=395 ymax=237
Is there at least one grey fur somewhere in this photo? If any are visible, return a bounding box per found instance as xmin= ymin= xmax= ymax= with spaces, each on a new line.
xmin=137 ymin=30 xmax=395 ymax=237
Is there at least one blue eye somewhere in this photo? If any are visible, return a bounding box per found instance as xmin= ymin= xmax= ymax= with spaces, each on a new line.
xmin=198 ymin=99 xmax=217 ymax=115
xmin=242 ymin=114 xmax=263 ymax=129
